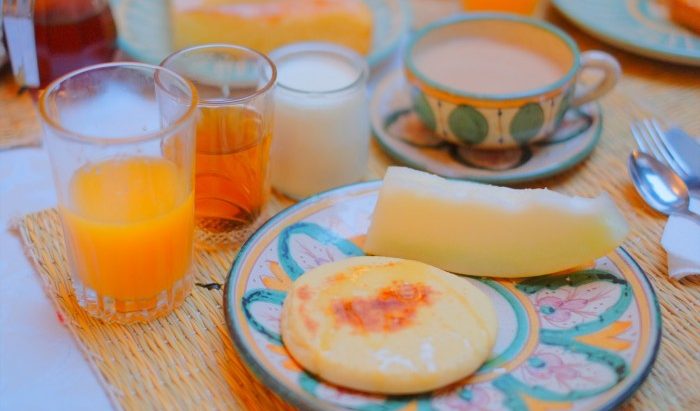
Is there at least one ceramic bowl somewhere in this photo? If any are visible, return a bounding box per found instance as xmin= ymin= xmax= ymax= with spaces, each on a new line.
xmin=404 ymin=14 xmax=620 ymax=149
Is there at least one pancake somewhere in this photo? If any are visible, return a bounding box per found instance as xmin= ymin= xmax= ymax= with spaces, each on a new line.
xmin=280 ymin=256 xmax=497 ymax=394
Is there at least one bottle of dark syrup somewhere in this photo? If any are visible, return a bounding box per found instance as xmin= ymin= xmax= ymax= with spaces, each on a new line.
xmin=3 ymin=0 xmax=117 ymax=89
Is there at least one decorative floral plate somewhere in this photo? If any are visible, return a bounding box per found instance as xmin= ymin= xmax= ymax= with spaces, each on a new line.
xmin=109 ymin=0 xmax=410 ymax=68
xmin=370 ymin=70 xmax=603 ymax=185
xmin=553 ymin=0 xmax=700 ymax=66
xmin=224 ymin=181 xmax=661 ymax=411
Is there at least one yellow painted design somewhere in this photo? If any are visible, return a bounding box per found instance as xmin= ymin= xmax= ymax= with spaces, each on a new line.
xmin=608 ymin=251 xmax=651 ymax=370
xmin=576 ymin=321 xmax=633 ymax=351
xmin=398 ymin=401 xmax=419 ymax=411
xmin=349 ymin=234 xmax=366 ymax=249
xmin=261 ymin=261 xmax=292 ymax=291
xmin=522 ymin=394 xmax=572 ymax=411
xmin=401 ymin=400 xmax=418 ymax=411
xmin=268 ymin=344 xmax=302 ymax=372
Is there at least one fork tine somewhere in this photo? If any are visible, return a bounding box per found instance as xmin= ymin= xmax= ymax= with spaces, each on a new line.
xmin=630 ymin=122 xmax=651 ymax=153
xmin=640 ymin=119 xmax=675 ymax=165
xmin=648 ymin=119 xmax=693 ymax=177
xmin=633 ymin=120 xmax=667 ymax=165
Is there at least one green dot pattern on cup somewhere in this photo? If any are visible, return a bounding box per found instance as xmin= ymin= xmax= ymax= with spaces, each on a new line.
xmin=413 ymin=92 xmax=436 ymax=131
xmin=510 ymin=102 xmax=545 ymax=144
xmin=448 ymin=105 xmax=489 ymax=145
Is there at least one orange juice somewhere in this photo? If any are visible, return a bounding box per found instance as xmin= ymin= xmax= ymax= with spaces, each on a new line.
xmin=59 ymin=156 xmax=194 ymax=313
xmin=462 ymin=0 xmax=539 ymax=15
xmin=195 ymin=106 xmax=271 ymax=233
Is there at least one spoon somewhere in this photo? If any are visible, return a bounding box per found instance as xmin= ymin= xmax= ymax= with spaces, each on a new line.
xmin=628 ymin=150 xmax=691 ymax=216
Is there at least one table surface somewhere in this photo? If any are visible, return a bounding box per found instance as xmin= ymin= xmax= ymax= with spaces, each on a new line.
xmin=2 ymin=5 xmax=700 ymax=411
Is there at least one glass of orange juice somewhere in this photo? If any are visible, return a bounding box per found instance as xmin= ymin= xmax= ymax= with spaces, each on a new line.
xmin=161 ymin=45 xmax=277 ymax=248
xmin=39 ymin=63 xmax=199 ymax=323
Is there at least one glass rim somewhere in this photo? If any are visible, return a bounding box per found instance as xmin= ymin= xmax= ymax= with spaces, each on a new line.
xmin=270 ymin=42 xmax=369 ymax=96
xmin=160 ymin=43 xmax=278 ymax=107
xmin=38 ymin=62 xmax=199 ymax=145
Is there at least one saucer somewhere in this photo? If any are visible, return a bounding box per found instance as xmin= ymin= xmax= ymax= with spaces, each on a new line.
xmin=370 ymin=70 xmax=602 ymax=184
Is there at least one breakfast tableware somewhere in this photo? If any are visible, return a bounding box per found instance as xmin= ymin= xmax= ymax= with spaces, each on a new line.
xmin=161 ymin=44 xmax=276 ymax=248
xmin=110 ymin=0 xmax=409 ymax=69
xmin=3 ymin=0 xmax=116 ymax=88
xmin=628 ymin=150 xmax=700 ymax=279
xmin=371 ymin=70 xmax=602 ymax=184
xmin=269 ymin=43 xmax=369 ymax=200
xmin=553 ymin=0 xmax=700 ymax=66
xmin=404 ymin=13 xmax=619 ymax=149
xmin=224 ymin=180 xmax=660 ymax=411
xmin=628 ymin=150 xmax=695 ymax=218
xmin=665 ymin=127 xmax=700 ymax=184
xmin=631 ymin=119 xmax=700 ymax=213
xmin=39 ymin=62 xmax=199 ymax=323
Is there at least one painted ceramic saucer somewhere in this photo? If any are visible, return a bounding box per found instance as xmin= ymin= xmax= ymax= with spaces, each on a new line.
xmin=553 ymin=0 xmax=700 ymax=66
xmin=224 ymin=181 xmax=661 ymax=411
xmin=110 ymin=0 xmax=409 ymax=68
xmin=371 ymin=70 xmax=602 ymax=185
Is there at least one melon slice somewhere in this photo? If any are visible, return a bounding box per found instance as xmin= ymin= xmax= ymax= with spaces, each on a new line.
xmin=363 ymin=167 xmax=629 ymax=278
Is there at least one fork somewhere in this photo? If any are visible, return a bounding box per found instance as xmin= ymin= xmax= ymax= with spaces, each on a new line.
xmin=630 ymin=118 xmax=700 ymax=197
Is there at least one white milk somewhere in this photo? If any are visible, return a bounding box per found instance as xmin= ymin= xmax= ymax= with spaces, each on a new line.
xmin=270 ymin=47 xmax=369 ymax=199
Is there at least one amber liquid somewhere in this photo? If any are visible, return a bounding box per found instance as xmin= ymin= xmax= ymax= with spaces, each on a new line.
xmin=34 ymin=0 xmax=116 ymax=87
xmin=195 ymin=106 xmax=271 ymax=234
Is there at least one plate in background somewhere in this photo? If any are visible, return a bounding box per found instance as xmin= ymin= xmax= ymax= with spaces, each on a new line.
xmin=109 ymin=0 xmax=410 ymax=68
xmin=553 ymin=0 xmax=700 ymax=66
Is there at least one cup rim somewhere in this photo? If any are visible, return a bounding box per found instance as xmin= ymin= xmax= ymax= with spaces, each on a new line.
xmin=269 ymin=42 xmax=369 ymax=96
xmin=38 ymin=62 xmax=199 ymax=145
xmin=160 ymin=43 xmax=277 ymax=107
xmin=404 ymin=13 xmax=581 ymax=102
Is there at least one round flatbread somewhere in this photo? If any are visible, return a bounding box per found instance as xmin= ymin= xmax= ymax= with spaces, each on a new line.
xmin=280 ymin=256 xmax=497 ymax=394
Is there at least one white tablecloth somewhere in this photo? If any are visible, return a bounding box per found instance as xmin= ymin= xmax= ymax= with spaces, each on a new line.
xmin=0 ymin=146 xmax=112 ymax=410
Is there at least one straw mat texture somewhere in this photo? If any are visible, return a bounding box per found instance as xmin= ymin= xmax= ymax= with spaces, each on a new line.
xmin=11 ymin=9 xmax=700 ymax=411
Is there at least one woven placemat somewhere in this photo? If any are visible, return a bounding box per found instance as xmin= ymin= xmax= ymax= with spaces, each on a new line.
xmin=0 ymin=73 xmax=42 ymax=150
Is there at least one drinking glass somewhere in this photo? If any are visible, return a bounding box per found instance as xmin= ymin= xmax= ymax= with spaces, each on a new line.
xmin=39 ymin=63 xmax=199 ymax=323
xmin=161 ymin=44 xmax=276 ymax=248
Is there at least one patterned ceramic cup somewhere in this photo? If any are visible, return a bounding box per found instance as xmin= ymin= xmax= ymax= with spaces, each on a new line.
xmin=405 ymin=14 xmax=620 ymax=149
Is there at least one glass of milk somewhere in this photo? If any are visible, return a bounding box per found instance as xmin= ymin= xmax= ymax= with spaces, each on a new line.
xmin=269 ymin=43 xmax=370 ymax=199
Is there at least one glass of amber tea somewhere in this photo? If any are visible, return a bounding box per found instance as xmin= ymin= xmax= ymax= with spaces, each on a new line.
xmin=161 ymin=44 xmax=276 ymax=248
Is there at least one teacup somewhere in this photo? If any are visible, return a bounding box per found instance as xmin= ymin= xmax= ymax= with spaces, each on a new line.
xmin=404 ymin=14 xmax=620 ymax=149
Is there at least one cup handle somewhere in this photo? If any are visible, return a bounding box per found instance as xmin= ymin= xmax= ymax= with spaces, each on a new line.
xmin=570 ymin=51 xmax=621 ymax=107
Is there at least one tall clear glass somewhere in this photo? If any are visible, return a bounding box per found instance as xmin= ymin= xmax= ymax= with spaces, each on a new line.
xmin=161 ymin=44 xmax=276 ymax=249
xmin=39 ymin=63 xmax=199 ymax=323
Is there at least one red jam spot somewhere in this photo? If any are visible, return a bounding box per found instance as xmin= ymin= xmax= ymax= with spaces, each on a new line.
xmin=297 ymin=285 xmax=313 ymax=301
xmin=331 ymin=282 xmax=433 ymax=332
xmin=296 ymin=285 xmax=318 ymax=333
xmin=302 ymin=315 xmax=319 ymax=333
